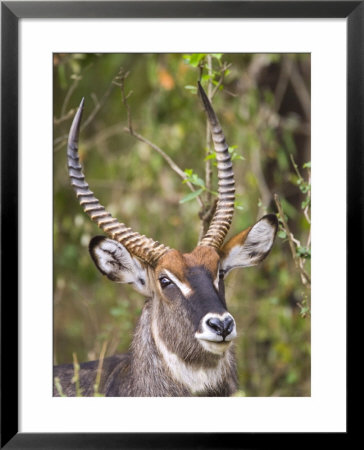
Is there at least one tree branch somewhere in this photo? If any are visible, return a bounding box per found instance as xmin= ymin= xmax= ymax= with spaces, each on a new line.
xmin=116 ymin=69 xmax=204 ymax=209
xmin=274 ymin=193 xmax=311 ymax=287
xmin=53 ymin=74 xmax=116 ymax=153
xmin=204 ymin=55 xmax=214 ymax=208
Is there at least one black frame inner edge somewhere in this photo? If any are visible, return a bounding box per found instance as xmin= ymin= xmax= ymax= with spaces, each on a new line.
xmin=1 ymin=1 xmax=361 ymax=448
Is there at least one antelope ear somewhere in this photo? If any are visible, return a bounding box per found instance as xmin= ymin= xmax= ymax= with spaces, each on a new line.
xmin=220 ymin=214 xmax=278 ymax=276
xmin=89 ymin=236 xmax=150 ymax=296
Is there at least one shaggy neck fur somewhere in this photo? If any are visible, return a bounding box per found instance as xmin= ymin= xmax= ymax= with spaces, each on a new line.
xmin=54 ymin=299 xmax=238 ymax=397
xmin=124 ymin=300 xmax=238 ymax=396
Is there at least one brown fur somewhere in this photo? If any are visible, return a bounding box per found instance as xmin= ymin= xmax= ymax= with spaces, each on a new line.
xmin=54 ymin=299 xmax=237 ymax=397
xmin=54 ymin=217 xmax=277 ymax=397
xmin=219 ymin=226 xmax=252 ymax=258
xmin=156 ymin=246 xmax=220 ymax=283
xmin=59 ymin=85 xmax=277 ymax=397
xmin=54 ymin=245 xmax=238 ymax=396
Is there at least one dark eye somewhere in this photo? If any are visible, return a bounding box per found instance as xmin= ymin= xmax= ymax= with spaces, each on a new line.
xmin=159 ymin=277 xmax=172 ymax=289
xmin=219 ymin=270 xmax=225 ymax=279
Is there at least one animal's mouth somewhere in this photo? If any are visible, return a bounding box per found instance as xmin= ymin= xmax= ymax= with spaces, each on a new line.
xmin=196 ymin=337 xmax=233 ymax=355
xmin=200 ymin=336 xmax=234 ymax=343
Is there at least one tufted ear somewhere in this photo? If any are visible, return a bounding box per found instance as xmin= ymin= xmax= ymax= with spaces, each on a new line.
xmin=220 ymin=214 xmax=278 ymax=276
xmin=89 ymin=236 xmax=151 ymax=296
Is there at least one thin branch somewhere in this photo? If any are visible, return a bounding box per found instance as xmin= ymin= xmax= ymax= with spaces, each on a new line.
xmin=289 ymin=59 xmax=311 ymax=120
xmin=204 ymin=55 xmax=214 ymax=207
xmin=81 ymin=123 xmax=125 ymax=150
xmin=116 ymin=70 xmax=204 ymax=209
xmin=289 ymin=153 xmax=303 ymax=179
xmin=274 ymin=194 xmax=311 ymax=287
xmin=61 ymin=74 xmax=82 ymax=118
xmin=82 ymin=82 xmax=115 ymax=130
xmin=54 ymin=108 xmax=76 ymax=126
xmin=53 ymin=73 xmax=116 ymax=153
xmin=289 ymin=154 xmax=311 ymax=225
xmin=274 ymin=55 xmax=310 ymax=120
xmin=306 ymin=228 xmax=311 ymax=249
xmin=274 ymin=56 xmax=293 ymax=112
xmin=211 ymin=62 xmax=232 ymax=100
xmin=198 ymin=199 xmax=217 ymax=243
xmin=251 ymin=134 xmax=272 ymax=217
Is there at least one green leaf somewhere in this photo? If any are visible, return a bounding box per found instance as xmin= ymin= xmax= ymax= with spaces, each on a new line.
xmin=184 ymin=53 xmax=206 ymax=67
xmin=299 ymin=183 xmax=309 ymax=194
xmin=183 ymin=168 xmax=193 ymax=177
xmin=191 ymin=175 xmax=204 ymax=187
xmin=301 ymin=197 xmax=311 ymax=209
xmin=277 ymin=230 xmax=287 ymax=239
xmin=228 ymin=146 xmax=245 ymax=161
xmin=183 ymin=169 xmax=205 ymax=188
xmin=179 ymin=188 xmax=204 ymax=204
xmin=296 ymin=246 xmax=311 ymax=258
xmin=231 ymin=153 xmax=245 ymax=161
xmin=299 ymin=306 xmax=310 ymax=318
xmin=204 ymin=152 xmax=216 ymax=161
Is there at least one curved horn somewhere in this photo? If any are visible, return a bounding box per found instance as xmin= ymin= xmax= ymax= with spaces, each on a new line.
xmin=197 ymin=82 xmax=236 ymax=249
xmin=67 ymin=98 xmax=170 ymax=266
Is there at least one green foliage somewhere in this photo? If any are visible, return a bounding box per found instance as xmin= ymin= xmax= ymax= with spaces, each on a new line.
xmin=297 ymin=246 xmax=311 ymax=259
xmin=179 ymin=188 xmax=204 ymax=204
xmin=183 ymin=169 xmax=205 ymax=188
xmin=183 ymin=53 xmax=231 ymax=92
xmin=205 ymin=146 xmax=245 ymax=164
xmin=54 ymin=53 xmax=311 ymax=396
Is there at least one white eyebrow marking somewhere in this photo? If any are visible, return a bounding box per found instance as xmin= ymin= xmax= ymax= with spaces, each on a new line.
xmin=164 ymin=269 xmax=192 ymax=297
xmin=213 ymin=265 xmax=220 ymax=291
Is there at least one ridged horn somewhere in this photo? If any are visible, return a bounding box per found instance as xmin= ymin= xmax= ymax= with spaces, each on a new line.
xmin=197 ymin=82 xmax=235 ymax=249
xmin=67 ymin=98 xmax=170 ymax=266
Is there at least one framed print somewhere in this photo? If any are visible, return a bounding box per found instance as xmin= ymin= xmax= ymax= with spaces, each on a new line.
xmin=1 ymin=1 xmax=360 ymax=448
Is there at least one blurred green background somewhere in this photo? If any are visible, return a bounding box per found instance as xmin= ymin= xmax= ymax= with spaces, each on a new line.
xmin=53 ymin=53 xmax=311 ymax=396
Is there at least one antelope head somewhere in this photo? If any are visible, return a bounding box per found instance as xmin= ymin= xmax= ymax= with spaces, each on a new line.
xmin=67 ymin=83 xmax=277 ymax=365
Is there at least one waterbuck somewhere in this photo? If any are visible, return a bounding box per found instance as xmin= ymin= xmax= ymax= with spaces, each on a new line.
xmin=54 ymin=82 xmax=278 ymax=397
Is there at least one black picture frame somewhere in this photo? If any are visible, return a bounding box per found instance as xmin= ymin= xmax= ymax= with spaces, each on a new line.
xmin=1 ymin=1 xmax=359 ymax=448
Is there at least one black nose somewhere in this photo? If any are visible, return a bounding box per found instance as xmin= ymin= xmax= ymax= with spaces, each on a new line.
xmin=206 ymin=316 xmax=235 ymax=339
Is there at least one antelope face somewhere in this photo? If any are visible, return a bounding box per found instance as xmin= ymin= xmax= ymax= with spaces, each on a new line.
xmin=154 ymin=246 xmax=235 ymax=358
xmin=89 ymin=214 xmax=277 ymax=362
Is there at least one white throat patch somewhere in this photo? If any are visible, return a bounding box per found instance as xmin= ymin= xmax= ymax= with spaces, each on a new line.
xmin=151 ymin=321 xmax=229 ymax=394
